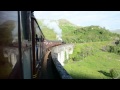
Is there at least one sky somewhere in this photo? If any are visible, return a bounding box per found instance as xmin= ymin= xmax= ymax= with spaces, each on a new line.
xmin=34 ymin=11 xmax=120 ymax=31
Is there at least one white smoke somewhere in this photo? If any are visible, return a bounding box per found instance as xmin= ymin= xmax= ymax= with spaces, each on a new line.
xmin=56 ymin=35 xmax=62 ymax=41
xmin=43 ymin=19 xmax=62 ymax=40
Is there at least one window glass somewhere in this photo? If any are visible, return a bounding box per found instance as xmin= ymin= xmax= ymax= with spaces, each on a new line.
xmin=0 ymin=11 xmax=18 ymax=79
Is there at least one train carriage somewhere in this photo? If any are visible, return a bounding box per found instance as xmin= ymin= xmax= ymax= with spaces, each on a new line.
xmin=0 ymin=11 xmax=45 ymax=79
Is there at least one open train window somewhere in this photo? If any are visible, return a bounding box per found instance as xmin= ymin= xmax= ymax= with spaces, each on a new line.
xmin=34 ymin=21 xmax=41 ymax=41
xmin=31 ymin=15 xmax=43 ymax=78
xmin=33 ymin=20 xmax=42 ymax=63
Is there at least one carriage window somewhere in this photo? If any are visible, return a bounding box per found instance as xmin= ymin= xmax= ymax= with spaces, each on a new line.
xmin=34 ymin=21 xmax=41 ymax=40
xmin=33 ymin=20 xmax=43 ymax=68
xmin=0 ymin=11 xmax=18 ymax=79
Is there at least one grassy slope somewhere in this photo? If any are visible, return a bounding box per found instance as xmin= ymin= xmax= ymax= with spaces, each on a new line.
xmin=37 ymin=19 xmax=57 ymax=40
xmin=64 ymin=41 xmax=120 ymax=79
xmin=36 ymin=19 xmax=120 ymax=79
xmin=59 ymin=20 xmax=120 ymax=43
xmin=37 ymin=19 xmax=120 ymax=42
xmin=59 ymin=19 xmax=81 ymax=42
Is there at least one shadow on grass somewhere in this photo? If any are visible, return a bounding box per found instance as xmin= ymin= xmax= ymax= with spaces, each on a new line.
xmin=71 ymin=74 xmax=95 ymax=79
xmin=68 ymin=70 xmax=112 ymax=79
xmin=69 ymin=72 xmax=102 ymax=79
xmin=98 ymin=70 xmax=112 ymax=78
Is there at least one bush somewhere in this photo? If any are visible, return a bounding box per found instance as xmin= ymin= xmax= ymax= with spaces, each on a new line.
xmin=109 ymin=68 xmax=119 ymax=79
xmin=105 ymin=44 xmax=120 ymax=55
xmin=72 ymin=56 xmax=81 ymax=61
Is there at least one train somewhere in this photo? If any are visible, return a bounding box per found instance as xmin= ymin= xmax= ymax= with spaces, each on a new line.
xmin=0 ymin=11 xmax=63 ymax=79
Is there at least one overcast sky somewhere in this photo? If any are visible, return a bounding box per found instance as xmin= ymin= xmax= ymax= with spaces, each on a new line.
xmin=34 ymin=11 xmax=120 ymax=31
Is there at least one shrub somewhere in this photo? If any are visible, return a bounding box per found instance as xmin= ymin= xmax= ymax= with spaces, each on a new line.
xmin=72 ymin=56 xmax=81 ymax=61
xmin=109 ymin=68 xmax=119 ymax=79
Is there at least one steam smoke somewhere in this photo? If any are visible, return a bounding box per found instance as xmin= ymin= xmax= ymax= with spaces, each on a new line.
xmin=56 ymin=35 xmax=62 ymax=41
xmin=43 ymin=20 xmax=62 ymax=40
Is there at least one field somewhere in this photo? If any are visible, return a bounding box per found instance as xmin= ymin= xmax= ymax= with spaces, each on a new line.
xmin=64 ymin=41 xmax=120 ymax=79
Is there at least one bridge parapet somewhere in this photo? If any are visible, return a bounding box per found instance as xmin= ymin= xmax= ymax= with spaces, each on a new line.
xmin=51 ymin=44 xmax=74 ymax=66
xmin=50 ymin=44 xmax=74 ymax=79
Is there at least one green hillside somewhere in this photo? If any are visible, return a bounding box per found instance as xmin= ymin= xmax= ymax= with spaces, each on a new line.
xmin=59 ymin=22 xmax=120 ymax=43
xmin=64 ymin=41 xmax=120 ymax=79
xmin=37 ymin=19 xmax=120 ymax=42
xmin=36 ymin=19 xmax=120 ymax=79
xmin=58 ymin=19 xmax=81 ymax=33
xmin=37 ymin=19 xmax=81 ymax=40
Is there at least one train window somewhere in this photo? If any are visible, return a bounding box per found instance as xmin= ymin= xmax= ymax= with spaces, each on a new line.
xmin=0 ymin=11 xmax=18 ymax=79
xmin=34 ymin=21 xmax=41 ymax=41
xmin=34 ymin=20 xmax=41 ymax=62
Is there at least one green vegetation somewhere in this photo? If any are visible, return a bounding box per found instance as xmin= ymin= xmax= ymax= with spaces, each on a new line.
xmin=59 ymin=19 xmax=81 ymax=34
xmin=102 ymin=39 xmax=120 ymax=55
xmin=60 ymin=24 xmax=120 ymax=43
xmin=109 ymin=68 xmax=120 ymax=79
xmin=64 ymin=42 xmax=120 ymax=79
xmin=37 ymin=19 xmax=57 ymax=40
xmin=37 ymin=19 xmax=120 ymax=42
xmin=37 ymin=19 xmax=120 ymax=79
xmin=59 ymin=19 xmax=120 ymax=79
